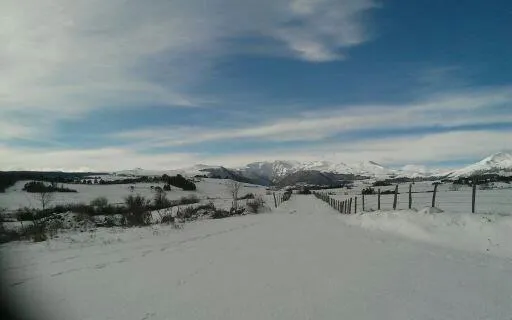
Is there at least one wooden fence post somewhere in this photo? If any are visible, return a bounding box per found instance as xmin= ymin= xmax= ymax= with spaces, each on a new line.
xmin=273 ymin=192 xmax=277 ymax=208
xmin=472 ymin=184 xmax=477 ymax=213
xmin=342 ymin=201 xmax=345 ymax=214
xmin=432 ymin=183 xmax=438 ymax=208
xmin=349 ymin=198 xmax=353 ymax=214
xmin=408 ymin=184 xmax=412 ymax=210
xmin=393 ymin=185 xmax=398 ymax=210
xmin=362 ymin=194 xmax=365 ymax=212
xmin=355 ymin=197 xmax=358 ymax=213
xmin=378 ymin=189 xmax=381 ymax=210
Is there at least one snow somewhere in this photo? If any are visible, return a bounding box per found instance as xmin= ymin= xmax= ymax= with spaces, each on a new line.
xmin=448 ymin=151 xmax=512 ymax=177
xmin=2 ymin=195 xmax=512 ymax=320
xmin=0 ymin=178 xmax=270 ymax=211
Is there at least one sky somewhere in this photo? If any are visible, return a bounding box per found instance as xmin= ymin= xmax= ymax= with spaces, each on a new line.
xmin=0 ymin=0 xmax=511 ymax=172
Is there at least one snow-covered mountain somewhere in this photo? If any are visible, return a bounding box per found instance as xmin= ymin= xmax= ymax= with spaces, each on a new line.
xmin=447 ymin=152 xmax=512 ymax=178
xmin=114 ymin=152 xmax=512 ymax=186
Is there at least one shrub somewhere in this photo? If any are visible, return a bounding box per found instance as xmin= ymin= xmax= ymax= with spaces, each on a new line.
xmin=22 ymin=181 xmax=77 ymax=193
xmin=373 ymin=180 xmax=392 ymax=187
xmin=163 ymin=174 xmax=196 ymax=191
xmin=124 ymin=194 xmax=151 ymax=226
xmin=177 ymin=195 xmax=200 ymax=205
xmin=163 ymin=184 xmax=171 ymax=191
xmin=211 ymin=209 xmax=231 ymax=219
xmin=246 ymin=196 xmax=265 ymax=213
xmin=238 ymin=193 xmax=255 ymax=200
xmin=297 ymin=188 xmax=312 ymax=195
xmin=362 ymin=187 xmax=375 ymax=195
xmin=90 ymin=197 xmax=109 ymax=208
xmin=153 ymin=188 xmax=171 ymax=209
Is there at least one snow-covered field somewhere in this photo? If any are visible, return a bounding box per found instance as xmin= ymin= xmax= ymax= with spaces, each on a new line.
xmin=0 ymin=178 xmax=271 ymax=211
xmin=328 ymin=181 xmax=512 ymax=215
xmin=1 ymin=194 xmax=512 ymax=320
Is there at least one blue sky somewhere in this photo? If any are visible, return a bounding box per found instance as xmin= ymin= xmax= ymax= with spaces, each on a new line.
xmin=0 ymin=0 xmax=511 ymax=171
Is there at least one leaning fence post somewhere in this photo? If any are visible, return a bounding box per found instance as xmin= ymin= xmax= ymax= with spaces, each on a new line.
xmin=355 ymin=197 xmax=358 ymax=213
xmin=378 ymin=189 xmax=381 ymax=210
xmin=273 ymin=192 xmax=277 ymax=208
xmin=349 ymin=198 xmax=353 ymax=214
xmin=393 ymin=185 xmax=398 ymax=210
xmin=432 ymin=183 xmax=438 ymax=208
xmin=472 ymin=184 xmax=477 ymax=213
xmin=408 ymin=184 xmax=412 ymax=209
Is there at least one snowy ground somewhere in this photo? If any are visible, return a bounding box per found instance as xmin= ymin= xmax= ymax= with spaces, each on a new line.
xmin=0 ymin=178 xmax=272 ymax=211
xmin=2 ymin=195 xmax=512 ymax=320
xmin=330 ymin=181 xmax=512 ymax=215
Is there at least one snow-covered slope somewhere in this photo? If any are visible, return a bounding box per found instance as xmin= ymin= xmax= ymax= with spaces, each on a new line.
xmin=448 ymin=152 xmax=512 ymax=177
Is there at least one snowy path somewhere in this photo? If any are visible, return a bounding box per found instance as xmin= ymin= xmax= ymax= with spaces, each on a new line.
xmin=2 ymin=195 xmax=512 ymax=320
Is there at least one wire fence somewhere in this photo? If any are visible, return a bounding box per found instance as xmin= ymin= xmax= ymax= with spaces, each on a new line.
xmin=313 ymin=183 xmax=512 ymax=215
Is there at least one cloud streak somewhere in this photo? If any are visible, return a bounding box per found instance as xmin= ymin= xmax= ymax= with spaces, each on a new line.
xmin=110 ymin=86 xmax=512 ymax=148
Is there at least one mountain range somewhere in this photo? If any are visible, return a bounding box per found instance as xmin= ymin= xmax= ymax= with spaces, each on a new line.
xmin=115 ymin=152 xmax=512 ymax=186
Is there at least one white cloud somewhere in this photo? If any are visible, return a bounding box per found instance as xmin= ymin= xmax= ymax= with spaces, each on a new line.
xmin=1 ymin=130 xmax=510 ymax=171
xmin=0 ymin=0 xmax=376 ymax=141
xmin=111 ymin=86 xmax=512 ymax=148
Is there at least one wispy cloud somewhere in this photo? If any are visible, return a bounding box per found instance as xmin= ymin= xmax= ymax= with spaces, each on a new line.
xmin=1 ymin=129 xmax=510 ymax=171
xmin=0 ymin=0 xmax=377 ymax=139
xmin=110 ymin=86 xmax=512 ymax=148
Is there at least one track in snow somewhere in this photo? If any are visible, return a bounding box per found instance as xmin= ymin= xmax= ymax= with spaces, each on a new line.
xmin=2 ymin=195 xmax=512 ymax=320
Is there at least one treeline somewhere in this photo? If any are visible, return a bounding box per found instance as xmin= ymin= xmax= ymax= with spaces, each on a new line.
xmin=452 ymin=174 xmax=512 ymax=185
xmin=163 ymin=174 xmax=196 ymax=191
xmin=22 ymin=181 xmax=77 ymax=193
xmin=0 ymin=171 xmax=102 ymax=193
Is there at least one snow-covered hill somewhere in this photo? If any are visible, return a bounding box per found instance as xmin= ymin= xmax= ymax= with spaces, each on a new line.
xmin=113 ymin=152 xmax=512 ymax=185
xmin=447 ymin=152 xmax=512 ymax=177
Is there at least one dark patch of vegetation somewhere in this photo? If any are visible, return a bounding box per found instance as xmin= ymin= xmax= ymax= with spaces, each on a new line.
xmin=22 ymin=181 xmax=77 ymax=193
xmin=162 ymin=174 xmax=197 ymax=191
xmin=362 ymin=187 xmax=375 ymax=195
xmin=0 ymin=171 xmax=105 ymax=193
xmin=124 ymin=195 xmax=151 ymax=226
xmin=238 ymin=193 xmax=255 ymax=200
xmin=381 ymin=190 xmax=398 ymax=195
xmin=297 ymin=188 xmax=312 ymax=195
xmin=95 ymin=176 xmax=163 ymax=185
xmin=372 ymin=180 xmax=393 ymax=187
xmin=453 ymin=174 xmax=512 ymax=186
xmin=246 ymin=196 xmax=265 ymax=213
xmin=173 ymin=195 xmax=200 ymax=206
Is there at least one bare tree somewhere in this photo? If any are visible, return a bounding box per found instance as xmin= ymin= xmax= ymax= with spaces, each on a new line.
xmin=34 ymin=189 xmax=55 ymax=211
xmin=227 ymin=180 xmax=242 ymax=210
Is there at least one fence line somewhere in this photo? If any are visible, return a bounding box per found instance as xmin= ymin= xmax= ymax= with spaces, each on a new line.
xmin=313 ymin=183 xmax=512 ymax=215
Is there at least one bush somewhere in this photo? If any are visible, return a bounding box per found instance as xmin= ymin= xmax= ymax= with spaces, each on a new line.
xmin=297 ymin=188 xmax=312 ymax=195
xmin=177 ymin=195 xmax=200 ymax=205
xmin=163 ymin=174 xmax=197 ymax=191
xmin=211 ymin=209 xmax=231 ymax=219
xmin=362 ymin=187 xmax=375 ymax=195
xmin=238 ymin=193 xmax=255 ymax=200
xmin=373 ymin=180 xmax=392 ymax=187
xmin=90 ymin=197 xmax=109 ymax=208
xmin=246 ymin=196 xmax=265 ymax=213
xmin=163 ymin=184 xmax=171 ymax=191
xmin=153 ymin=189 xmax=171 ymax=209
xmin=124 ymin=195 xmax=151 ymax=226
xmin=22 ymin=181 xmax=77 ymax=193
